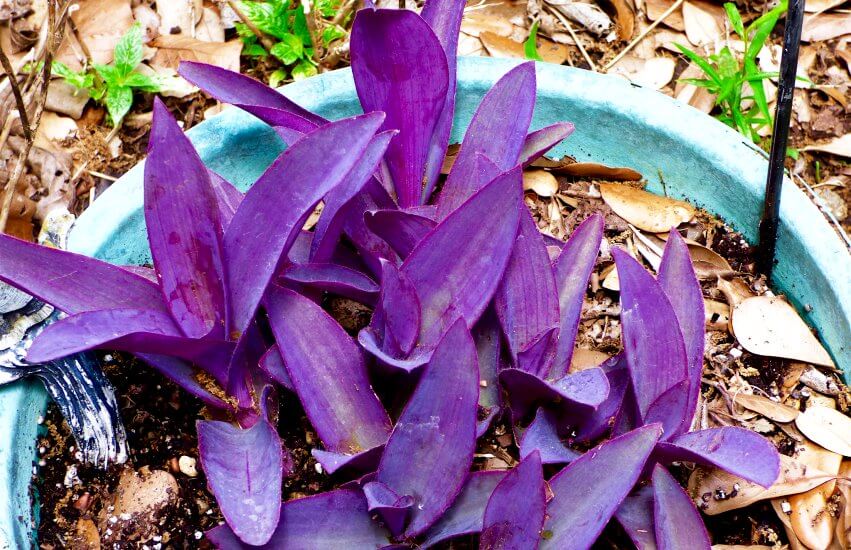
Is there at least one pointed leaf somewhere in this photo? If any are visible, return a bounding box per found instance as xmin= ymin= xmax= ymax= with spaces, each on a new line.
xmin=376 ymin=318 xmax=479 ymax=536
xmin=197 ymin=416 xmax=288 ymax=546
xmin=402 ymin=167 xmax=522 ymax=349
xmin=209 ymin=169 xmax=244 ymax=230
xmin=541 ymin=424 xmax=663 ymax=550
xmin=473 ymin=307 xmax=505 ymax=431
xmin=363 ymin=481 xmax=415 ymax=537
xmin=549 ymin=213 xmax=604 ymax=379
xmin=258 ymin=345 xmax=293 ymax=392
xmin=614 ymin=486 xmax=657 ymax=550
xmin=481 ymin=451 xmax=546 ymax=550
xmin=146 ymin=99 xmax=226 ymax=338
xmin=644 ymin=379 xmax=691 ymax=441
xmin=339 ymin=189 xmax=399 ymax=276
xmin=364 ymin=208 xmax=436 ymax=260
xmin=351 ymin=8 xmax=449 ymax=207
xmin=137 ymin=353 xmax=230 ymax=409
xmin=374 ymin=259 xmax=421 ymax=357
xmin=421 ymin=471 xmax=507 ymax=548
xmin=516 ymin=328 xmax=557 ymax=376
xmin=267 ymin=286 xmax=391 ymax=453
xmin=519 ymin=408 xmax=581 ymax=465
xmin=652 ymin=465 xmax=710 ymax=550
xmin=519 ymin=122 xmax=575 ymax=166
xmin=311 ymin=445 xmax=383 ymax=476
xmin=501 ymin=367 xmax=609 ymax=424
xmin=280 ymin=263 xmax=379 ymax=305
xmin=575 ymin=354 xmax=630 ymax=442
xmin=224 ymin=112 xmax=384 ymax=336
xmin=358 ymin=328 xmax=432 ymax=373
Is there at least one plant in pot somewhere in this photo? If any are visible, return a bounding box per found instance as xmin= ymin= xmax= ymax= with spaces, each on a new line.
xmin=2 ymin=1 xmax=847 ymax=548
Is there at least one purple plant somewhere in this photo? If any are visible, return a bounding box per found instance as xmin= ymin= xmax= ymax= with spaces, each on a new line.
xmin=0 ymin=1 xmax=782 ymax=547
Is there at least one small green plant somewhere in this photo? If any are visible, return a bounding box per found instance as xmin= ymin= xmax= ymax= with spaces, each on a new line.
xmin=52 ymin=23 xmax=161 ymax=126
xmin=524 ymin=21 xmax=544 ymax=62
xmin=676 ymin=1 xmax=788 ymax=142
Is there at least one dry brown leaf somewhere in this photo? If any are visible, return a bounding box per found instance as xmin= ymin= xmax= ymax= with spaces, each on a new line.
xmin=609 ymin=55 xmax=677 ymax=89
xmin=676 ymin=61 xmax=718 ymax=113
xmin=731 ymin=296 xmax=835 ymax=367
xmin=771 ymin=499 xmax=809 ymax=550
xmin=795 ymin=407 xmax=851 ymax=457
xmin=802 ymin=12 xmax=851 ymax=42
xmin=837 ymin=462 xmax=851 ymax=550
xmin=44 ymin=80 xmax=90 ymax=120
xmin=645 ymin=0 xmax=685 ymax=31
xmin=600 ymin=183 xmax=695 ymax=232
xmin=55 ymin=0 xmax=134 ymax=70
xmin=803 ymin=134 xmax=851 ymax=159
xmin=654 ymin=29 xmax=690 ymax=52
xmin=605 ymin=0 xmax=636 ymax=39
xmin=601 ymin=262 xmax=621 ymax=291
xmin=717 ymin=277 xmax=754 ymax=309
xmin=804 ymin=0 xmax=848 ymax=12
xmin=157 ymin=0 xmax=203 ymax=36
xmin=553 ymin=162 xmax=643 ymax=181
xmin=36 ymin=112 xmax=77 ymax=143
xmin=704 ymin=298 xmax=730 ymax=330
xmin=570 ymin=348 xmax=610 ymax=372
xmin=689 ymin=455 xmax=835 ymax=515
xmin=838 ymin=46 xmax=851 ymax=74
xmin=523 ymin=170 xmax=559 ymax=197
xmin=460 ymin=1 xmax=523 ymax=37
xmin=195 ymin=5 xmax=226 ymax=43
xmin=787 ymin=442 xmax=843 ymax=549
xmin=479 ymin=31 xmax=568 ymax=64
xmin=458 ymin=32 xmax=486 ymax=56
xmin=150 ymin=35 xmax=242 ymax=71
xmin=682 ymin=0 xmax=723 ymax=46
xmin=734 ymin=393 xmax=799 ymax=423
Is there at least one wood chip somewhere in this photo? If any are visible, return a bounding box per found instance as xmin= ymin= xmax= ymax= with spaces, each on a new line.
xmin=795 ymin=407 xmax=851 ymax=457
xmin=731 ymin=296 xmax=835 ymax=368
xmin=523 ymin=170 xmax=559 ymax=197
xmin=479 ymin=31 xmax=568 ymax=65
xmin=600 ymin=183 xmax=695 ymax=232
xmin=734 ymin=393 xmax=799 ymax=423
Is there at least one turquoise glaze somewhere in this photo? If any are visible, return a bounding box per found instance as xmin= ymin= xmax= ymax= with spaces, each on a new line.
xmin=1 ymin=57 xmax=848 ymax=547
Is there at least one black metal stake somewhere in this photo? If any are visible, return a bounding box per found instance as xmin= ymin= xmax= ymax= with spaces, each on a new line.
xmin=757 ymin=0 xmax=806 ymax=281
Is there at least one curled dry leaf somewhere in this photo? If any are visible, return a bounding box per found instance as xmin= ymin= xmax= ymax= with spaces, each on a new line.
xmin=802 ymin=134 xmax=851 ymax=159
xmin=604 ymin=0 xmax=635 ymax=40
xmin=479 ymin=31 xmax=568 ymax=65
xmin=799 ymin=366 xmax=841 ymax=397
xmin=795 ymin=407 xmax=851 ymax=457
xmin=547 ymin=0 xmax=613 ymax=36
xmin=645 ymin=0 xmax=685 ymax=31
xmin=786 ymin=441 xmax=843 ymax=550
xmin=600 ymin=183 xmax=695 ymax=232
xmin=551 ymin=162 xmax=643 ymax=181
xmin=731 ymin=296 xmax=835 ymax=368
xmin=717 ymin=277 xmax=754 ymax=309
xmin=734 ymin=393 xmax=799 ymax=423
xmin=523 ymin=170 xmax=559 ymax=197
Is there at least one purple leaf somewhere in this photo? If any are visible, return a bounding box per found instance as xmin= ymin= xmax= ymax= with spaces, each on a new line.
xmin=402 ymin=167 xmax=522 ymax=349
xmin=421 ymin=471 xmax=507 ymax=548
xmin=197 ymin=414 xmax=289 ymax=545
xmin=613 ymin=249 xmax=688 ymax=419
xmin=266 ymin=286 xmax=391 ymax=453
xmin=575 ymin=354 xmax=630 ymax=442
xmin=310 ymin=130 xmax=395 ymax=263
xmin=519 ymin=408 xmax=581 ymax=465
xmin=146 ymin=99 xmax=226 ymax=339
xmin=137 ymin=353 xmax=230 ymax=409
xmin=225 ymin=319 xmax=268 ymax=408
xmin=481 ymin=450 xmax=546 ymax=550
xmin=549 ymin=213 xmax=604 ymax=379
xmin=652 ymin=465 xmax=710 ymax=550
xmin=363 ymin=481 xmax=415 ymax=537
xmin=472 ymin=308 xmax=505 ymax=435
xmin=373 ymin=259 xmax=421 ymax=357
xmin=657 ymin=230 xmax=705 ymax=433
xmin=205 ymin=488 xmax=392 ymax=549
xmin=357 ymin=328 xmax=432 ymax=373
xmin=209 ymin=169 xmax=244 ymax=230
xmin=224 ymin=112 xmax=384 ymax=336
xmin=436 ymin=62 xmax=536 ymax=217
xmin=494 ymin=207 xmax=559 ymax=362
xmin=311 ymin=445 xmax=384 ymax=476
xmin=542 ymin=424 xmax=663 ymax=549
xmin=643 ymin=379 xmax=691 ymax=441
xmin=280 ymin=263 xmax=379 ymax=305
xmin=178 ymin=61 xmax=325 ymax=127
xmin=340 ymin=190 xmax=400 ymax=277
xmin=258 ymin=345 xmax=293 ymax=392
xmin=613 ymin=486 xmax=656 ymax=550
xmin=515 ymin=328 xmax=556 ymax=376
xmin=500 ymin=367 xmax=609 ymax=424
xmin=364 ymin=208 xmax=436 ymax=260
xmin=519 ymin=122 xmax=575 ymax=166
xmin=655 ymin=427 xmax=780 ymax=487
xmin=0 ymin=233 xmax=168 ymax=315
xmin=375 ymin=318 xmax=479 ymax=537
xmin=350 ymin=8 xmax=449 ymax=207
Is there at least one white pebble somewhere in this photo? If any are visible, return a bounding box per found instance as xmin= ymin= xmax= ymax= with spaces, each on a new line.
xmin=194 ymin=531 xmax=203 ymax=540
xmin=314 ymin=462 xmax=323 ymax=474
xmin=178 ymin=456 xmax=198 ymax=477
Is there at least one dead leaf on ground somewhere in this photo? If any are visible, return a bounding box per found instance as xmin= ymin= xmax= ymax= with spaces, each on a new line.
xmin=479 ymin=31 xmax=568 ymax=64
xmin=570 ymin=348 xmax=610 ymax=372
xmin=604 ymin=0 xmax=635 ymax=40
xmin=157 ymin=0 xmax=203 ymax=37
xmin=460 ymin=4 xmax=517 ymax=38
xmin=0 ymin=0 xmax=31 ymax=21
xmin=731 ymin=296 xmax=835 ymax=368
xmin=150 ymin=35 xmax=242 ymax=71
xmin=786 ymin=441 xmax=842 ymax=550
xmin=802 ymin=12 xmax=851 ymax=42
xmin=717 ymin=277 xmax=754 ymax=309
xmin=553 ymin=162 xmax=643 ymax=181
xmin=734 ymin=393 xmax=799 ymax=423
xmin=45 ymin=80 xmax=90 ymax=120
xmin=675 ymin=61 xmax=718 ymax=113
xmin=36 ymin=112 xmax=77 ymax=144
xmin=55 ymin=0 xmax=134 ymax=70
xmin=600 ymin=183 xmax=695 ymax=232
xmin=523 ymin=170 xmax=559 ymax=197
xmin=802 ymin=134 xmax=851 ymax=159
xmin=195 ymin=6 xmax=226 ymax=43
xmin=645 ymin=0 xmax=685 ymax=31
xmin=704 ymin=298 xmax=730 ymax=330
xmin=609 ymin=55 xmax=677 ymax=89
xmin=804 ymin=0 xmax=848 ymax=12
xmin=682 ymin=0 xmax=724 ymax=46
xmin=795 ymin=407 xmax=851 ymax=457
xmin=458 ymin=32 xmax=486 ymax=56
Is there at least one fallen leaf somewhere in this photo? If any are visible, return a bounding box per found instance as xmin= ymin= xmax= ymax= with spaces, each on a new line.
xmin=195 ymin=5 xmax=226 ymax=43
xmin=570 ymin=348 xmax=610 ymax=372
xmin=45 ymin=80 xmax=90 ymax=120
xmin=717 ymin=277 xmax=754 ymax=309
xmin=734 ymin=393 xmax=799 ymax=423
xmin=786 ymin=442 xmax=842 ymax=550
xmin=682 ymin=0 xmax=723 ymax=46
xmin=547 ymin=0 xmax=613 ymax=36
xmin=645 ymin=0 xmax=685 ymax=31
xmin=802 ymin=13 xmax=851 ymax=42
xmin=795 ymin=407 xmax=851 ymax=457
xmin=610 ymin=55 xmax=677 ymax=89
xmin=803 ymin=0 xmax=847 ymax=11
xmin=150 ymin=35 xmax=242 ymax=71
xmin=770 ymin=499 xmax=809 ymax=550
xmin=523 ymin=170 xmax=559 ymax=197
xmin=837 ymin=462 xmax=851 ymax=550
xmin=460 ymin=7 xmax=515 ymax=37
xmin=654 ymin=29 xmax=690 ymax=52
xmin=36 ymin=112 xmax=77 ymax=143
xmin=157 ymin=0 xmax=202 ymax=37
xmin=55 ymin=0 xmax=134 ymax=70
xmin=458 ymin=32 xmax=486 ymax=56
xmin=731 ymin=296 xmax=835 ymax=368
xmin=704 ymin=298 xmax=730 ymax=330
xmin=604 ymin=0 xmax=635 ymax=39
xmin=802 ymin=134 xmax=851 ymax=159
xmin=552 ymin=162 xmax=643 ymax=181
xmin=480 ymin=30 xmax=568 ymax=64
xmin=675 ymin=61 xmax=718 ymax=113
xmin=601 ymin=262 xmax=620 ymax=291
xmin=600 ymin=183 xmax=695 ymax=232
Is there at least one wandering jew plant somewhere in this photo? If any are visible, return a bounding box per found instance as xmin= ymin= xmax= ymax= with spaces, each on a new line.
xmin=0 ymin=0 xmax=781 ymax=547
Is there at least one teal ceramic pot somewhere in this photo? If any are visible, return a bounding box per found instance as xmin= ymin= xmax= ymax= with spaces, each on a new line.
xmin=1 ymin=57 xmax=848 ymax=547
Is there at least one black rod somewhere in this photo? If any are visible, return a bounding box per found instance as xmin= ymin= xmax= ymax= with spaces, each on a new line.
xmin=757 ymin=0 xmax=806 ymax=280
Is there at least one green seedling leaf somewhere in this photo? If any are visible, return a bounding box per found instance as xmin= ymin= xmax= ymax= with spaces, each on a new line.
xmin=322 ymin=25 xmax=346 ymax=47
xmin=114 ymin=23 xmax=144 ymax=78
xmin=524 ymin=21 xmax=544 ymax=62
xmin=724 ymin=3 xmax=745 ymax=38
xmin=271 ymin=34 xmax=304 ymax=65
xmin=105 ymin=85 xmax=133 ymax=125
xmin=122 ymin=72 xmax=162 ymax=92
xmin=291 ymin=59 xmax=317 ymax=80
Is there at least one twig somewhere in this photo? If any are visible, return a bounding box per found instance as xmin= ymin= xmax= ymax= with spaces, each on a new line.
xmin=225 ymin=0 xmax=277 ymax=53
xmin=603 ymin=0 xmax=685 ymax=71
xmin=546 ymin=5 xmax=597 ymax=72
xmin=87 ymin=170 xmax=117 ymax=182
xmin=792 ymin=172 xmax=851 ymax=250
xmin=331 ymin=0 xmax=358 ymax=26
xmin=66 ymin=17 xmax=93 ymax=67
xmin=0 ymin=49 xmax=32 ymax=141
xmin=302 ymin=0 xmax=323 ymax=63
xmin=0 ymin=112 xmax=20 ymax=154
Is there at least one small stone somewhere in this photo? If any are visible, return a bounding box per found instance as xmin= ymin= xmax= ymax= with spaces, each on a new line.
xmin=178 ymin=456 xmax=198 ymax=477
xmin=814 ymin=187 xmax=848 ymax=222
xmin=102 ymin=468 xmax=179 ymax=543
xmin=314 ymin=462 xmax=323 ymax=474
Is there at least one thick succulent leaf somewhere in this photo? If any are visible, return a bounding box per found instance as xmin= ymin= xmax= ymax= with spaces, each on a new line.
xmin=421 ymin=471 xmax=507 ymax=548
xmin=402 ymin=167 xmax=522 ymax=349
xmin=376 ymin=318 xmax=479 ymax=537
xmin=481 ymin=450 xmax=546 ymax=550
xmin=280 ymin=263 xmax=379 ymax=305
xmin=137 ymin=353 xmax=230 ymax=410
xmin=178 ymin=61 xmax=325 ymax=127
xmin=146 ymin=99 xmax=226 ymax=339
xmin=310 ymin=131 xmax=395 ymax=263
xmin=655 ymin=427 xmax=780 ymax=487
xmin=515 ymin=328 xmax=556 ymax=376
xmin=613 ymin=249 xmax=688 ymax=419
xmin=657 ymin=230 xmax=705 ymax=432
xmin=0 ymin=233 xmax=168 ymax=315
xmin=519 ymin=407 xmax=581 ymax=465
xmin=652 ymin=465 xmax=710 ymax=550
xmin=437 ymin=62 xmax=536 ymax=217
xmin=541 ymin=424 xmax=663 ymax=550
xmin=643 ymin=379 xmax=691 ymax=441
xmin=500 ymin=367 xmax=609 ymax=424
xmin=258 ymin=345 xmax=293 ymax=392
xmin=350 ymin=8 xmax=449 ymax=207
xmin=494 ymin=208 xmax=559 ymax=361
xmin=224 ymin=318 xmax=269 ymax=408
xmin=549 ymin=213 xmax=604 ymax=379
xmin=229 ymin=104 xmax=321 ymax=138
xmin=473 ymin=307 xmax=505 ymax=435
xmin=209 ymin=169 xmax=243 ymax=230
xmin=420 ymin=0 xmax=465 ymax=202
xmin=267 ymin=286 xmax=391 ymax=453
xmin=519 ymin=122 xmax=576 ymax=166
xmin=224 ymin=112 xmax=384 ymax=336
xmin=311 ymin=445 xmax=384 ymax=476
xmin=358 ymin=328 xmax=432 ymax=373
xmin=340 ymin=191 xmax=400 ymax=277
xmin=205 ymin=487 xmax=392 ymax=549
xmin=364 ymin=208 xmax=436 ymax=260
xmin=363 ymin=481 xmax=415 ymax=537
xmin=373 ymin=259 xmax=421 ymax=357
xmin=575 ymin=355 xmax=630 ymax=442
xmin=614 ymin=486 xmax=657 ymax=550
xmin=197 ymin=416 xmax=288 ymax=546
